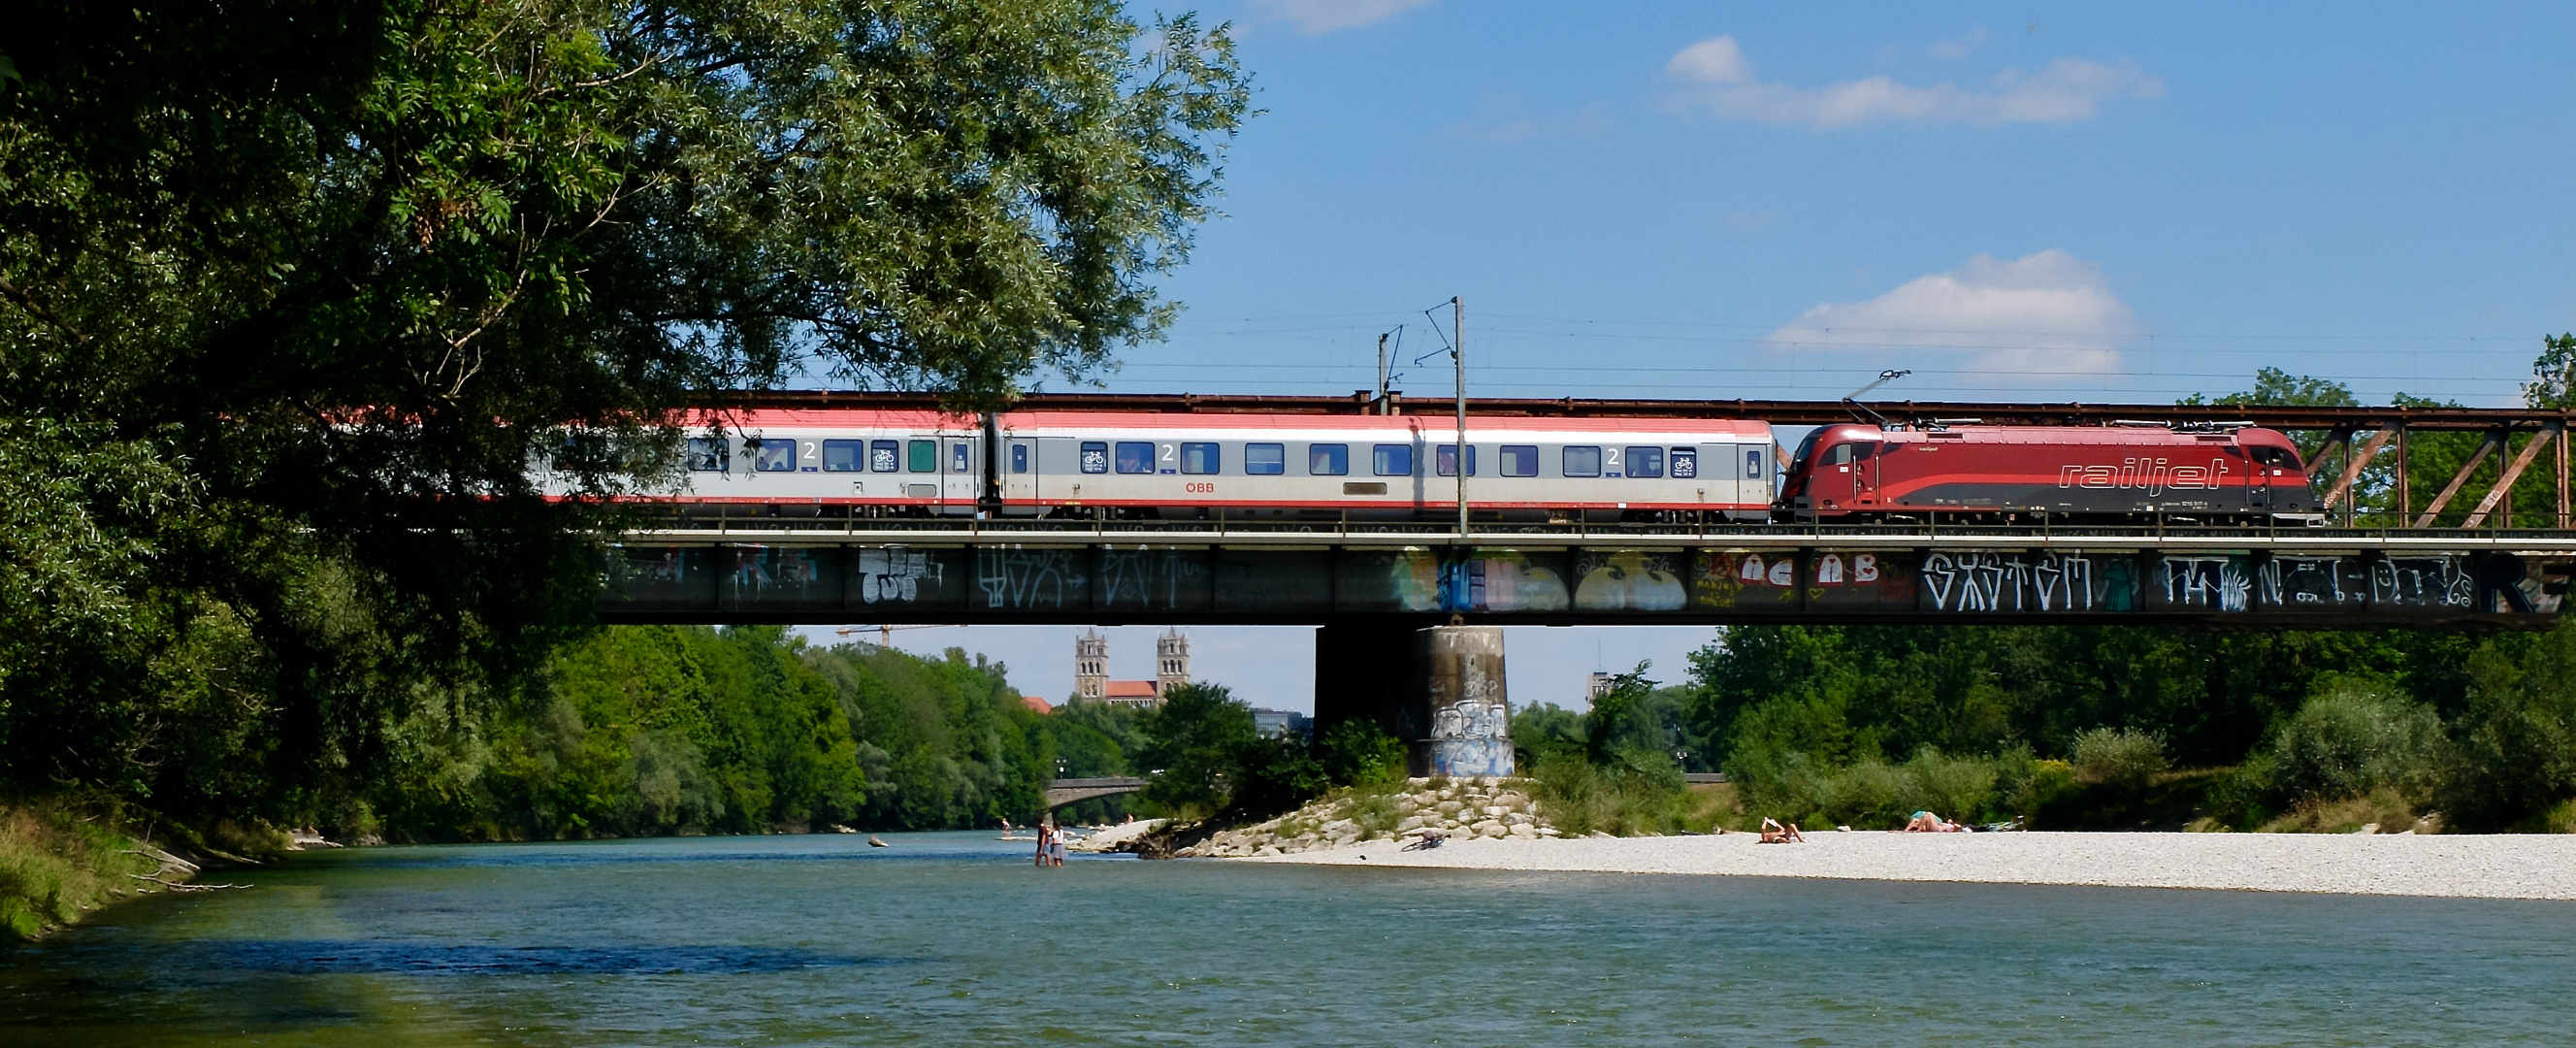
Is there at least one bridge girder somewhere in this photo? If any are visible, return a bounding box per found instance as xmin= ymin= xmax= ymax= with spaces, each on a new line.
xmin=600 ymin=533 xmax=2571 ymax=628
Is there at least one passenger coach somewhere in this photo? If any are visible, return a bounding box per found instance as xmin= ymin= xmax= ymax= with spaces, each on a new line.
xmin=624 ymin=409 xmax=1778 ymax=522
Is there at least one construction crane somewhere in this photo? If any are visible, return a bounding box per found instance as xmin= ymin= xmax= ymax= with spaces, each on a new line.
xmin=833 ymin=624 xmax=955 ymax=648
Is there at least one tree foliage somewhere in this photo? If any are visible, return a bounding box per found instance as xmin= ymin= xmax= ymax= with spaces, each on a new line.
xmin=360 ymin=629 xmax=1086 ymax=837
xmin=0 ymin=0 xmax=1247 ymax=821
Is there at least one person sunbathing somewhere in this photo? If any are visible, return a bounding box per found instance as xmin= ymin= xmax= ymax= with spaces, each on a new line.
xmin=1757 ymin=818 xmax=1806 ymax=843
xmin=1904 ymin=811 xmax=1967 ymax=833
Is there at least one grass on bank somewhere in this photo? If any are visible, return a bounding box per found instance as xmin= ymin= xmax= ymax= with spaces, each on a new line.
xmin=0 ymin=800 xmax=187 ymax=941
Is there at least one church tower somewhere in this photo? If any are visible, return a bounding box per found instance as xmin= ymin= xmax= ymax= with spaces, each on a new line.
xmin=1074 ymin=630 xmax=1107 ymax=701
xmin=1155 ymin=629 xmax=1191 ymax=696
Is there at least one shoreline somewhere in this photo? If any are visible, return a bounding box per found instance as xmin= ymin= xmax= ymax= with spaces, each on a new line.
xmin=1241 ymin=830 xmax=2576 ymax=900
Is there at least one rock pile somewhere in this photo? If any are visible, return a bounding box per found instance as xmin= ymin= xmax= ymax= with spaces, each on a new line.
xmin=1178 ymin=777 xmax=1558 ymax=858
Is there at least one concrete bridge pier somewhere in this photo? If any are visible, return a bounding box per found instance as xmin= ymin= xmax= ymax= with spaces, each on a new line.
xmin=1314 ymin=618 xmax=1514 ymax=778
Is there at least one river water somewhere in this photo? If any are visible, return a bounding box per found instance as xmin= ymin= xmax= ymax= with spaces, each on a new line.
xmin=6 ymin=832 xmax=2571 ymax=1046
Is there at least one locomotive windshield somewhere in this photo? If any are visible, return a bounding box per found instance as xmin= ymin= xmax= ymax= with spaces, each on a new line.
xmin=2248 ymin=444 xmax=2300 ymax=470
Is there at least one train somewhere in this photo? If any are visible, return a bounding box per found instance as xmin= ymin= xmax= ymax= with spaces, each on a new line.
xmin=567 ymin=408 xmax=2317 ymax=525
xmin=1784 ymin=420 xmax=2318 ymax=523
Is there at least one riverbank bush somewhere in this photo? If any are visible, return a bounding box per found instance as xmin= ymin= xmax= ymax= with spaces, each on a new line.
xmin=0 ymin=801 xmax=173 ymax=941
xmin=1677 ymin=607 xmax=2576 ymax=832
xmin=2434 ymin=625 xmax=2576 ymax=830
xmin=1524 ymin=751 xmax=1710 ymax=836
xmin=1728 ymin=747 xmax=2042 ymax=830
xmin=2270 ymin=676 xmax=2446 ymax=804
xmin=1509 ymin=667 xmax=1719 ymax=835
xmin=1134 ymin=683 xmax=1409 ymax=824
xmin=2071 ymin=729 xmax=2168 ymax=790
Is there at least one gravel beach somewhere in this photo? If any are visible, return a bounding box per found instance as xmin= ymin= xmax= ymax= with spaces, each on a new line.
xmin=1246 ymin=830 xmax=2576 ymax=900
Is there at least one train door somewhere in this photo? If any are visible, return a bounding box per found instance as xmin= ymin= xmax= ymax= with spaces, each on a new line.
xmin=1035 ymin=438 xmax=1077 ymax=508
xmin=940 ymin=434 xmax=977 ymax=511
xmin=2243 ymin=447 xmax=2274 ymax=512
xmin=1001 ymin=437 xmax=1040 ymax=510
xmin=1828 ymin=441 xmax=1880 ymax=508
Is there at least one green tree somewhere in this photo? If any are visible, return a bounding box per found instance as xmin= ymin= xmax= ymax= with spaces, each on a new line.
xmin=2186 ymin=366 xmax=2362 ymax=409
xmin=0 ymin=0 xmax=1249 ymax=826
xmin=2439 ymin=623 xmax=2576 ymax=829
xmin=2523 ymin=333 xmax=2576 ymax=409
xmin=1132 ymin=682 xmax=1259 ymax=819
xmin=1311 ymin=718 xmax=1407 ymax=787
xmin=2266 ymin=673 xmax=2445 ymax=806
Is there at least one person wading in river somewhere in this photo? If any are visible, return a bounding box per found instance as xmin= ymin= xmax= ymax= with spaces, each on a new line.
xmin=1035 ymin=819 xmax=1055 ymax=868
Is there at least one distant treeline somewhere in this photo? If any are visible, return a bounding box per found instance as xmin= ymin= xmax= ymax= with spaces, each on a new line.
xmin=1520 ymin=619 xmax=2576 ymax=833
xmin=364 ymin=627 xmax=1146 ymax=839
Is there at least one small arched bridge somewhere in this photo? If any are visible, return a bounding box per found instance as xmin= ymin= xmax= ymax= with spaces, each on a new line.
xmin=1045 ymin=776 xmax=1146 ymax=808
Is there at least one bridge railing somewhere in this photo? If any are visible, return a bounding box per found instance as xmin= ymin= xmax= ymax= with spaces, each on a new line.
xmin=610 ymin=516 xmax=2576 ymax=551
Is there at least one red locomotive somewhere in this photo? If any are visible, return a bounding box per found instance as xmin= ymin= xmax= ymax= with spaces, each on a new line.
xmin=1783 ymin=421 xmax=2314 ymax=523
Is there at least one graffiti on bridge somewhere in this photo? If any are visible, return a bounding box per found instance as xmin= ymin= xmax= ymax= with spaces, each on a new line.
xmin=976 ymin=547 xmax=1086 ymax=609
xmin=2261 ymin=556 xmax=2364 ymax=607
xmin=600 ymin=543 xmax=2562 ymax=620
xmin=1922 ymin=551 xmax=2137 ymax=612
xmin=2157 ymin=556 xmax=2251 ymax=611
xmin=856 ymin=546 xmax=934 ymax=605
xmin=1095 ymin=547 xmax=1211 ymax=610
xmin=2374 ymin=557 xmax=2476 ymax=608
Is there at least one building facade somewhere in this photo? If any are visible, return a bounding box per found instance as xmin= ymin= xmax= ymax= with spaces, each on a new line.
xmin=1156 ymin=628 xmax=1191 ymax=696
xmin=1071 ymin=629 xmax=1190 ymax=707
xmin=1074 ymin=630 xmax=1108 ymax=702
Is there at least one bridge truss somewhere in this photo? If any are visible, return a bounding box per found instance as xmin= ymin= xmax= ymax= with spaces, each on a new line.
xmin=601 ymin=396 xmax=2576 ymax=627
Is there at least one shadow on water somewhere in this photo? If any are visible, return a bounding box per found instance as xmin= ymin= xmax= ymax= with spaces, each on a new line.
xmin=315 ymin=830 xmax=1136 ymax=870
xmin=111 ymin=939 xmax=916 ymax=976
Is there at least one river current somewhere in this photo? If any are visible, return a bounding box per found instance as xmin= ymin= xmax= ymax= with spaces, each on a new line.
xmin=6 ymin=832 xmax=2570 ymax=1046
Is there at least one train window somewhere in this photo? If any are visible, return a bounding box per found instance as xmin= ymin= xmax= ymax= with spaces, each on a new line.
xmin=1671 ymin=447 xmax=1698 ymax=479
xmin=1309 ymin=443 xmax=1350 ymax=475
xmin=1245 ymin=442 xmax=1286 ymax=475
xmin=1080 ymin=442 xmax=1109 ymax=474
xmin=870 ymin=440 xmax=899 ymax=473
xmin=687 ymin=438 xmax=726 ymax=472
xmin=1373 ymin=443 xmax=1413 ymax=476
xmin=1114 ymin=442 xmax=1155 ymax=474
xmin=1626 ymin=446 xmax=1664 ymax=478
xmin=1827 ymin=442 xmax=1878 ymax=466
xmin=1436 ymin=444 xmax=1476 ymax=477
xmin=1562 ymin=445 xmax=1602 ymax=477
xmin=757 ymin=440 xmax=798 ymax=472
xmin=1181 ymin=442 xmax=1221 ymax=475
xmin=821 ymin=440 xmax=864 ymax=472
xmin=2250 ymin=446 xmax=2297 ymax=469
xmin=1501 ymin=444 xmax=1539 ymax=476
xmin=1011 ymin=443 xmax=1029 ymax=474
xmin=950 ymin=442 xmax=971 ymax=473
xmin=907 ymin=440 xmax=936 ymax=473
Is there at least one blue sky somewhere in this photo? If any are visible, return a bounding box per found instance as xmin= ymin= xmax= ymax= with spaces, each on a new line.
xmin=1086 ymin=0 xmax=2575 ymax=406
xmin=801 ymin=3 xmax=2576 ymax=712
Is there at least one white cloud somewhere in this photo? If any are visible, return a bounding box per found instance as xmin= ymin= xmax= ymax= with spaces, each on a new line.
xmin=1927 ymin=28 xmax=1991 ymax=60
xmin=1664 ymin=35 xmax=2162 ymax=128
xmin=1767 ymin=250 xmax=2141 ymax=378
xmin=1252 ymin=0 xmax=1435 ymax=35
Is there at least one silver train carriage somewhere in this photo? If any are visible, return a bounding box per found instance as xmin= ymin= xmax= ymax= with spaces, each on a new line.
xmin=569 ymin=409 xmax=1779 ymax=522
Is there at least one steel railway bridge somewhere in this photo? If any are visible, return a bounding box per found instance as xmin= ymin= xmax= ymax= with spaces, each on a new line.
xmin=600 ymin=393 xmax=2576 ymax=630
xmin=599 ymin=392 xmax=2576 ymax=773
